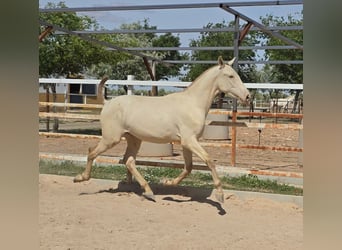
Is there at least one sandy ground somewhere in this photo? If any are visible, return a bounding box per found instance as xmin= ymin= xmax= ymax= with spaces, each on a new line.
xmin=39 ymin=174 xmax=303 ymax=250
xmin=39 ymin=119 xmax=303 ymax=249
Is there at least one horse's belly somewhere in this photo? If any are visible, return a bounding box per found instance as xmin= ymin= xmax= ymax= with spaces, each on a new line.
xmin=125 ymin=119 xmax=180 ymax=143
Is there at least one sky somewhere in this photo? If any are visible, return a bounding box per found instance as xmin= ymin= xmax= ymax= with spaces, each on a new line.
xmin=39 ymin=0 xmax=303 ymax=47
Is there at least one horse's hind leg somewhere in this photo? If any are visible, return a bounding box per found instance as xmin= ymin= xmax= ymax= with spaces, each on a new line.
xmin=163 ymin=147 xmax=193 ymax=186
xmin=122 ymin=134 xmax=141 ymax=184
xmin=124 ymin=135 xmax=154 ymax=201
xmin=73 ymin=137 xmax=119 ymax=182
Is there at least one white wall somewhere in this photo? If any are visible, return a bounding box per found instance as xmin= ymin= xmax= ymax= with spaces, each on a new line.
xmin=39 ymin=83 xmax=67 ymax=94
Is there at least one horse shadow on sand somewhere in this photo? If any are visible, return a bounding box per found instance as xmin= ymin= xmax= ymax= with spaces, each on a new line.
xmin=80 ymin=181 xmax=227 ymax=215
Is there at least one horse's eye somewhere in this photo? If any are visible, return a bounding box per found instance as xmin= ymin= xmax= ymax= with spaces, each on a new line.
xmin=229 ymin=75 xmax=234 ymax=78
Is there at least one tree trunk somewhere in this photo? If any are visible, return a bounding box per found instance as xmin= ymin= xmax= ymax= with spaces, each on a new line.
xmin=292 ymin=90 xmax=301 ymax=113
xmin=45 ymin=86 xmax=50 ymax=132
xmin=51 ymin=83 xmax=59 ymax=132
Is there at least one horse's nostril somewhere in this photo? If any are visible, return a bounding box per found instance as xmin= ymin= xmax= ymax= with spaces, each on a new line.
xmin=246 ymin=94 xmax=250 ymax=101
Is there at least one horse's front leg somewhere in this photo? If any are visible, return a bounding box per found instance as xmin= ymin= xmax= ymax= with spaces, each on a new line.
xmin=182 ymin=137 xmax=224 ymax=203
xmin=163 ymin=147 xmax=193 ymax=186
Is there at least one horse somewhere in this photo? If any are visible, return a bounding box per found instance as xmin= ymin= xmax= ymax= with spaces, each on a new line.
xmin=74 ymin=56 xmax=250 ymax=203
xmin=270 ymin=95 xmax=295 ymax=113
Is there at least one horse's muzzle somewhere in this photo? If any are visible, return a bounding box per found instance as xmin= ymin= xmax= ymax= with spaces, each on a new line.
xmin=243 ymin=94 xmax=250 ymax=105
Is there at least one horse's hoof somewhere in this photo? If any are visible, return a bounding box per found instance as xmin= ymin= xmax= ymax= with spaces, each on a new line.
xmin=73 ymin=174 xmax=88 ymax=183
xmin=215 ymin=191 xmax=224 ymax=203
xmin=143 ymin=192 xmax=156 ymax=202
xmin=162 ymin=178 xmax=175 ymax=186
xmin=121 ymin=178 xmax=133 ymax=185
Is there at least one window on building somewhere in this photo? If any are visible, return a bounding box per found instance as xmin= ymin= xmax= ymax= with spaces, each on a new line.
xmin=82 ymin=84 xmax=96 ymax=95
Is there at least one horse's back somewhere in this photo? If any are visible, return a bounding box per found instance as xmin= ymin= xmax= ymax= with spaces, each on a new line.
xmin=105 ymin=94 xmax=184 ymax=114
xmin=100 ymin=95 xmax=181 ymax=142
xmin=100 ymin=94 xmax=205 ymax=142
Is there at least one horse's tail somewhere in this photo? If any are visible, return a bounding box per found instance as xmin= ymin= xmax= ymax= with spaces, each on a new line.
xmin=98 ymin=76 xmax=109 ymax=104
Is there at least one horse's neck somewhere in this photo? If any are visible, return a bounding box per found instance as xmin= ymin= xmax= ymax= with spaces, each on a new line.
xmin=184 ymin=68 xmax=220 ymax=114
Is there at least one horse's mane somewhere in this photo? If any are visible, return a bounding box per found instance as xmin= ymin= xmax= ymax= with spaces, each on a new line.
xmin=184 ymin=64 xmax=220 ymax=90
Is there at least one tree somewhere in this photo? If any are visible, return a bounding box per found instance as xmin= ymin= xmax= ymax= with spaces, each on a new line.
xmin=39 ymin=2 xmax=109 ymax=77
xmin=152 ymin=33 xmax=186 ymax=80
xmin=182 ymin=21 xmax=258 ymax=82
xmin=102 ymin=19 xmax=157 ymax=81
xmin=85 ymin=19 xmax=185 ymax=82
xmin=260 ymin=12 xmax=303 ymax=83
xmin=39 ymin=2 xmax=119 ymax=131
xmin=40 ymin=2 xmax=187 ymax=98
xmin=260 ymin=12 xmax=303 ymax=113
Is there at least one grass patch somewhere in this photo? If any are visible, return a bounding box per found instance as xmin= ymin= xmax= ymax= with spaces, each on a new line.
xmin=39 ymin=160 xmax=302 ymax=196
xmin=39 ymin=160 xmax=127 ymax=180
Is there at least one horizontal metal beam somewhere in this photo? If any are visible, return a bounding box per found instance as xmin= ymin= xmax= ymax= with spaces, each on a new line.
xmin=53 ymin=26 xmax=303 ymax=35
xmin=105 ymin=45 xmax=300 ymax=51
xmin=39 ymin=1 xmax=303 ymax=13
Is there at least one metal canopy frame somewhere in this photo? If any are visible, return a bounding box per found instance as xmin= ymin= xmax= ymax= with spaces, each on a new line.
xmin=39 ymin=1 xmax=302 ymax=12
xmin=219 ymin=4 xmax=303 ymax=50
xmin=39 ymin=1 xmax=303 ymax=66
xmin=39 ymin=19 xmax=172 ymax=68
xmin=53 ymin=25 xmax=303 ymax=35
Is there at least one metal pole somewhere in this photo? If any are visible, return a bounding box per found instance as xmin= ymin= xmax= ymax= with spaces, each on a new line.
xmin=55 ymin=26 xmax=303 ymax=35
xmin=151 ymin=61 xmax=158 ymax=96
xmin=231 ymin=15 xmax=239 ymax=167
xmin=39 ymin=1 xmax=303 ymax=13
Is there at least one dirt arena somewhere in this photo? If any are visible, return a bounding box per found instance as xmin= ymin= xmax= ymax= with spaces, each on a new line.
xmin=39 ymin=174 xmax=303 ymax=250
xmin=39 ymin=120 xmax=303 ymax=249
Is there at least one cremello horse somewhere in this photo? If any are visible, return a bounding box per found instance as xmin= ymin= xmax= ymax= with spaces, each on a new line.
xmin=74 ymin=56 xmax=250 ymax=203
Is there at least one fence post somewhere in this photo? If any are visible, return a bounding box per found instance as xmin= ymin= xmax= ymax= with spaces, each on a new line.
xmin=127 ymin=75 xmax=134 ymax=95
xmin=231 ymin=104 xmax=237 ymax=167
xmin=298 ymin=119 xmax=303 ymax=166
xmin=231 ymin=14 xmax=240 ymax=167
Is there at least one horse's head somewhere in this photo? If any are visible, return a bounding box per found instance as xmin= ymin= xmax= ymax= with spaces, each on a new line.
xmin=215 ymin=56 xmax=250 ymax=104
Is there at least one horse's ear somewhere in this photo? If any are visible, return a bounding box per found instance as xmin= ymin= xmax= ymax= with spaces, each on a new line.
xmin=218 ymin=56 xmax=225 ymax=69
xmin=227 ymin=57 xmax=236 ymax=66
